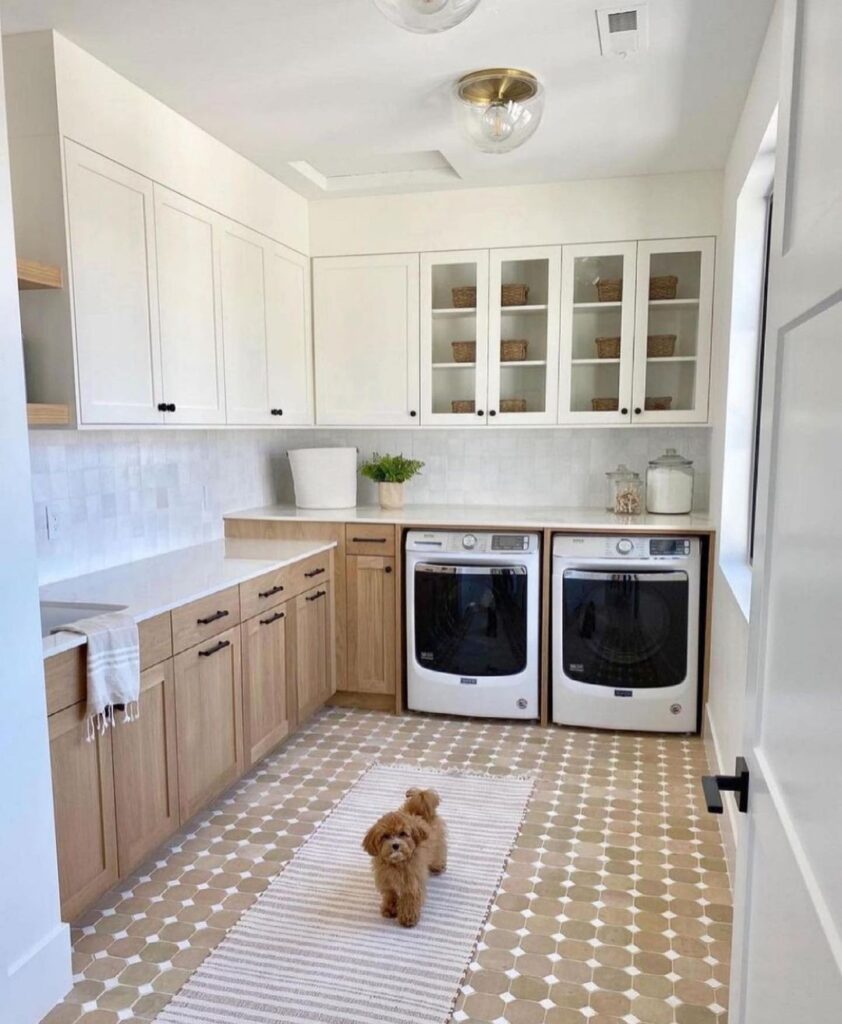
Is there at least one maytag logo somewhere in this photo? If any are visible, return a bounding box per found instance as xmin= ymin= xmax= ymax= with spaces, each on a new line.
xmin=569 ymin=663 xmax=584 ymax=674
xmin=614 ymin=689 xmax=633 ymax=698
xmin=420 ymin=652 xmax=434 ymax=661
xmin=460 ymin=677 xmax=478 ymax=686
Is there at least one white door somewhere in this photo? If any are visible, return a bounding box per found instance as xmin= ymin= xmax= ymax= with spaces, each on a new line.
xmin=264 ymin=240 xmax=314 ymax=426
xmin=558 ymin=241 xmax=636 ymax=425
xmin=420 ymin=249 xmax=489 ymax=426
xmin=631 ymin=236 xmax=714 ymax=425
xmin=313 ymin=254 xmax=420 ymax=426
xmin=153 ymin=186 xmax=225 ymax=425
xmin=488 ymin=245 xmax=561 ymax=426
xmin=725 ymin=2 xmax=842 ymax=1020
xmin=64 ymin=141 xmax=163 ymax=425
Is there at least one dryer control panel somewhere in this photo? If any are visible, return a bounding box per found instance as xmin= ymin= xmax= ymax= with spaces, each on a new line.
xmin=406 ymin=530 xmax=540 ymax=554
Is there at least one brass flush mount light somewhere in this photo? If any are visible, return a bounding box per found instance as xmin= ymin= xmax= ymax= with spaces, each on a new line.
xmin=373 ymin=0 xmax=482 ymax=33
xmin=453 ymin=68 xmax=545 ymax=153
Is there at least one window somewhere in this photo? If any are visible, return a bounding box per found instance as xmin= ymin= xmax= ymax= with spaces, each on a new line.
xmin=748 ymin=194 xmax=773 ymax=562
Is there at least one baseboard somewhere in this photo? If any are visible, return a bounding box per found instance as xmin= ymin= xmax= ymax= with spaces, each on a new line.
xmin=703 ymin=703 xmax=738 ymax=879
xmin=5 ymin=921 xmax=72 ymax=1024
xmin=329 ymin=690 xmax=396 ymax=712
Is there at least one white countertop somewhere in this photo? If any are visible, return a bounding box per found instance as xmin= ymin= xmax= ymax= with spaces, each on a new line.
xmin=225 ymin=503 xmax=715 ymax=534
xmin=40 ymin=537 xmax=336 ymax=659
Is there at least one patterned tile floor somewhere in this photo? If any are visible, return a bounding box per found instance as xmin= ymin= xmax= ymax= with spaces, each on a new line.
xmin=41 ymin=708 xmax=732 ymax=1024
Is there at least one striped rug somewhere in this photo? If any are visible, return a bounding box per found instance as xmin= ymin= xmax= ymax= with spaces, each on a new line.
xmin=157 ymin=763 xmax=534 ymax=1024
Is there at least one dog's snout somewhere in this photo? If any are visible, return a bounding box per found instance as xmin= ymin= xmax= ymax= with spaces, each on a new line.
xmin=391 ymin=842 xmax=400 ymax=851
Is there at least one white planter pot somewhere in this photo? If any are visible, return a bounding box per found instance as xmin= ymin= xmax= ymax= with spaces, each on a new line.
xmin=378 ymin=482 xmax=405 ymax=510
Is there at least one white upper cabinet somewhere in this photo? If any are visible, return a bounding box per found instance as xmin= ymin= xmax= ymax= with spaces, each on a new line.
xmin=153 ymin=185 xmax=225 ymax=425
xmin=264 ymin=241 xmax=313 ymax=426
xmin=65 ymin=141 xmax=163 ymax=425
xmin=313 ymin=254 xmax=420 ymax=426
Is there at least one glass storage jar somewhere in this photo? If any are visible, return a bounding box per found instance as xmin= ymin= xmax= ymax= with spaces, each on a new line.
xmin=605 ymin=464 xmax=643 ymax=515
xmin=646 ymin=448 xmax=695 ymax=514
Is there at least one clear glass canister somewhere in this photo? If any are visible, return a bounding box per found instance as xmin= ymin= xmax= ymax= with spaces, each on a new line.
xmin=605 ymin=464 xmax=643 ymax=515
xmin=646 ymin=448 xmax=695 ymax=514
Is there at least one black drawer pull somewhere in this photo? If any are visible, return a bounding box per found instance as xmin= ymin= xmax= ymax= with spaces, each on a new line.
xmin=198 ymin=639 xmax=231 ymax=658
xmin=351 ymin=536 xmax=387 ymax=544
xmin=304 ymin=567 xmax=326 ymax=578
xmin=260 ymin=611 xmax=285 ymax=626
xmin=258 ymin=584 xmax=285 ymax=599
xmin=197 ymin=609 xmax=229 ymax=625
xmin=305 ymin=590 xmax=326 ymax=602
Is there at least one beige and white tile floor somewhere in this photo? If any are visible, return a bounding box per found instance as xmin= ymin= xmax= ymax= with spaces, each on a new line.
xmin=40 ymin=708 xmax=732 ymax=1024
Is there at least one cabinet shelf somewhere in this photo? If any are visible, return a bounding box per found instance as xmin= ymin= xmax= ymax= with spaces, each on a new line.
xmin=571 ymin=357 xmax=621 ymax=365
xmin=27 ymin=403 xmax=70 ymax=427
xmin=432 ymin=307 xmax=476 ymax=318
xmin=17 ymin=258 xmax=63 ymax=290
xmin=573 ymin=301 xmax=622 ymax=311
xmin=649 ymin=298 xmax=699 ymax=308
xmin=432 ymin=361 xmax=476 ymax=369
xmin=501 ymin=359 xmax=547 ymax=368
xmin=500 ymin=304 xmax=548 ymax=314
xmin=647 ymin=355 xmax=697 ymax=363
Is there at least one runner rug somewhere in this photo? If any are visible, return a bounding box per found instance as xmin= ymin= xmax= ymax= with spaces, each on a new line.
xmin=157 ymin=763 xmax=534 ymax=1024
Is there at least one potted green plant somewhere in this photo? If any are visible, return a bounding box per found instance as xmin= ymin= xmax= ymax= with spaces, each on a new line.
xmin=359 ymin=452 xmax=425 ymax=510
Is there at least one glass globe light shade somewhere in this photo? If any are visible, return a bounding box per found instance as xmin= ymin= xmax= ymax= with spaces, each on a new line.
xmin=373 ymin=0 xmax=482 ymax=34
xmin=453 ymin=69 xmax=545 ymax=154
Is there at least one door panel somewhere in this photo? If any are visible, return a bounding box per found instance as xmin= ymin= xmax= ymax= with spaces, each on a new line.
xmin=292 ymin=582 xmax=333 ymax=722
xmin=242 ymin=609 xmax=290 ymax=766
xmin=346 ymin=555 xmax=396 ymax=695
xmin=265 ymin=242 xmax=313 ymax=425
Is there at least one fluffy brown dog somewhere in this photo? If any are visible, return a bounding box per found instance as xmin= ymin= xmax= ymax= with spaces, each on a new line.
xmin=362 ymin=788 xmax=447 ymax=928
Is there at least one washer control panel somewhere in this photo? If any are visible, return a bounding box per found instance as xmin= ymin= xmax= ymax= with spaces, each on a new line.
xmin=407 ymin=530 xmax=540 ymax=554
xmin=553 ymin=534 xmax=696 ymax=562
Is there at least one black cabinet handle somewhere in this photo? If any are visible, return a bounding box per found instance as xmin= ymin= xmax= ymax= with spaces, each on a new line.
xmin=351 ymin=536 xmax=387 ymax=544
xmin=305 ymin=589 xmax=326 ymax=602
xmin=196 ymin=609 xmax=229 ymax=625
xmin=702 ymin=757 xmax=750 ymax=815
xmin=304 ymin=567 xmax=325 ymax=578
xmin=270 ymin=408 xmax=284 ymax=416
xmin=634 ymin=407 xmax=642 ymax=415
xmin=489 ymin=410 xmax=497 ymax=417
xmin=258 ymin=584 xmax=285 ymax=599
xmin=477 ymin=409 xmax=485 ymax=417
xmin=409 ymin=410 xmax=417 ymax=417
xmin=198 ymin=639 xmax=231 ymax=658
xmin=260 ymin=611 xmax=285 ymax=626
xmin=384 ymin=566 xmax=393 ymax=574
xmin=621 ymin=407 xmax=629 ymax=415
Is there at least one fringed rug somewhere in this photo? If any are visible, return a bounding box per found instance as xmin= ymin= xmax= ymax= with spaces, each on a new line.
xmin=157 ymin=763 xmax=534 ymax=1024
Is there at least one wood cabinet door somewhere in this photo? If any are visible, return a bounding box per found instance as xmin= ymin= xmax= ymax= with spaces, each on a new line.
xmin=265 ymin=240 xmax=314 ymax=425
xmin=292 ymin=582 xmax=334 ymax=723
xmin=112 ymin=660 xmax=179 ymax=875
xmin=173 ymin=625 xmax=244 ymax=822
xmin=153 ymin=185 xmax=226 ymax=425
xmin=242 ymin=607 xmax=290 ymax=767
xmin=48 ymin=702 xmax=118 ymax=921
xmin=346 ymin=555 xmax=396 ymax=695
xmin=64 ymin=140 xmax=163 ymax=425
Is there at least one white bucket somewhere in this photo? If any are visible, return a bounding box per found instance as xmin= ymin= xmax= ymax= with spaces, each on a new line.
xmin=288 ymin=447 xmax=358 ymax=509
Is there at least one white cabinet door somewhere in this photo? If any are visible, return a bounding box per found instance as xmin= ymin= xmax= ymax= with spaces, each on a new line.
xmin=153 ymin=186 xmax=225 ymax=425
xmin=65 ymin=141 xmax=163 ymax=425
xmin=420 ymin=250 xmax=489 ymax=426
xmin=265 ymin=241 xmax=314 ymax=426
xmin=489 ymin=245 xmax=561 ymax=426
xmin=558 ymin=242 xmax=637 ymax=425
xmin=313 ymin=254 xmax=420 ymax=426
xmin=631 ymin=236 xmax=714 ymax=424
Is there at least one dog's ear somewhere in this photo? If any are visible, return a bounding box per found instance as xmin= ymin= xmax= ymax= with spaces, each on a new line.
xmin=408 ymin=816 xmax=430 ymax=845
xmin=362 ymin=821 xmax=384 ymax=857
xmin=423 ymin=788 xmax=440 ymax=813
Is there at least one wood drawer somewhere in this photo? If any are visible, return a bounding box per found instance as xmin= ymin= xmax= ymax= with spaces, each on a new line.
xmin=286 ymin=550 xmax=333 ymax=599
xmin=345 ymin=524 xmax=395 ymax=556
xmin=171 ymin=586 xmax=240 ymax=655
xmin=240 ymin=565 xmax=293 ymax=622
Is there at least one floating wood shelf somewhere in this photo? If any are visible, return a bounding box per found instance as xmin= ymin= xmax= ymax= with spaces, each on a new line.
xmin=27 ymin=403 xmax=70 ymax=427
xmin=17 ymin=258 xmax=63 ymax=290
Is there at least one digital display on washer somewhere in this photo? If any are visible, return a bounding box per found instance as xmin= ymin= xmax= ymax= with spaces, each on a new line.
xmin=650 ymin=538 xmax=691 ymax=556
xmin=491 ymin=534 xmax=529 ymax=551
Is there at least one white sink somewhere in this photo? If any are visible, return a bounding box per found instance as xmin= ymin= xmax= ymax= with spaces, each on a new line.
xmin=40 ymin=601 xmax=127 ymax=638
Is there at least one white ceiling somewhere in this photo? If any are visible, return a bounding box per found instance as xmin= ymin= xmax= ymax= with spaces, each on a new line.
xmin=0 ymin=0 xmax=775 ymax=199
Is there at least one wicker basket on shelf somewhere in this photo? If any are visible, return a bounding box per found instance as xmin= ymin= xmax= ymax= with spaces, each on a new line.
xmin=451 ymin=341 xmax=476 ymax=363
xmin=595 ymin=336 xmax=621 ymax=359
xmin=451 ymin=286 xmax=477 ymax=308
xmin=645 ymin=396 xmax=673 ymax=411
xmin=500 ymin=398 xmax=527 ymax=413
xmin=647 ymin=334 xmax=677 ymax=357
xmin=500 ymin=339 xmax=528 ymax=361
xmin=649 ymin=275 xmax=678 ymax=300
xmin=595 ymin=278 xmax=622 ymax=302
xmin=592 ymin=397 xmax=619 ymax=412
xmin=451 ymin=399 xmax=476 ymax=414
xmin=501 ymin=283 xmax=529 ymax=306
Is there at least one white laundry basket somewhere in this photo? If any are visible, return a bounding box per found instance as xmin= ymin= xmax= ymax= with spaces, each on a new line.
xmin=288 ymin=447 xmax=358 ymax=509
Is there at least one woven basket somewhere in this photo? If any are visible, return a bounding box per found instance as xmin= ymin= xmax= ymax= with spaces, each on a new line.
xmin=452 ymin=286 xmax=477 ymax=308
xmin=595 ymin=278 xmax=622 ymax=302
xmin=451 ymin=341 xmax=476 ymax=363
xmin=500 ymin=339 xmax=528 ymax=362
xmin=645 ymin=396 xmax=673 ymax=411
xmin=647 ymin=334 xmax=677 ymax=358
xmin=451 ymin=399 xmax=476 ymax=414
xmin=501 ymin=283 xmax=529 ymax=306
xmin=592 ymin=397 xmax=619 ymax=412
xmin=595 ymin=336 xmax=621 ymax=359
xmin=649 ymin=275 xmax=678 ymax=300
xmin=500 ymin=398 xmax=527 ymax=414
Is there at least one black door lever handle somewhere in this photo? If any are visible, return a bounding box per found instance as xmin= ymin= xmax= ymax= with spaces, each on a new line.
xmin=702 ymin=756 xmax=750 ymax=814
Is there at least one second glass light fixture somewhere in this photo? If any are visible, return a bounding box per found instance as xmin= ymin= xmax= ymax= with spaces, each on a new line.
xmin=373 ymin=0 xmax=482 ymax=33
xmin=453 ymin=68 xmax=545 ymax=154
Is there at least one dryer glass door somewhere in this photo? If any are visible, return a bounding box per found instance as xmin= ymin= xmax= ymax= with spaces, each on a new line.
xmin=414 ymin=564 xmax=527 ymax=677
xmin=562 ymin=570 xmax=689 ymax=688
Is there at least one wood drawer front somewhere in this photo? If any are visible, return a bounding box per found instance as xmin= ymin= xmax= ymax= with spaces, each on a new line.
xmin=345 ymin=524 xmax=396 ymax=556
xmin=240 ymin=566 xmax=293 ymax=622
xmin=171 ymin=586 xmax=240 ymax=654
xmin=139 ymin=612 xmax=173 ymax=669
xmin=286 ymin=550 xmax=333 ymax=599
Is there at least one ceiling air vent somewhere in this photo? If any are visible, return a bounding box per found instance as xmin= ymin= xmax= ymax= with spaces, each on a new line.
xmin=596 ymin=4 xmax=648 ymax=58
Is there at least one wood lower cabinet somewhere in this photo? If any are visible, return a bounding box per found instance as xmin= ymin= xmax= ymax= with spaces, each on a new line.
xmin=48 ymin=702 xmax=118 ymax=922
xmin=112 ymin=660 xmax=179 ymax=875
xmin=242 ymin=607 xmax=289 ymax=766
xmin=174 ymin=624 xmax=244 ymax=822
xmin=346 ymin=554 xmax=396 ymax=696
xmin=291 ymin=582 xmax=335 ymax=723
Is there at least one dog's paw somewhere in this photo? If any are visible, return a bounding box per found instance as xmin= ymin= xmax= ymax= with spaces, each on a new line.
xmin=429 ymin=863 xmax=446 ymax=874
xmin=398 ymin=913 xmax=419 ymax=928
xmin=381 ymin=904 xmax=397 ymax=918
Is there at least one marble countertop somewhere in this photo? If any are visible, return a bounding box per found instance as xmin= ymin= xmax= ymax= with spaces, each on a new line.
xmin=40 ymin=537 xmax=337 ymax=659
xmin=225 ymin=503 xmax=715 ymax=534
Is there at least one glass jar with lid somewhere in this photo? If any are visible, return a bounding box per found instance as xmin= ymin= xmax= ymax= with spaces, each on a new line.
xmin=646 ymin=448 xmax=694 ymax=514
xmin=605 ymin=464 xmax=643 ymax=515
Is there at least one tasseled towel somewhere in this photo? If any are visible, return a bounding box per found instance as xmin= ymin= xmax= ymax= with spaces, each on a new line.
xmin=56 ymin=612 xmax=141 ymax=740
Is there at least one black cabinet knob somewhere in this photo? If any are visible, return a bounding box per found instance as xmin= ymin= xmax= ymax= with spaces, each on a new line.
xmin=477 ymin=410 xmax=484 ymax=417
xmin=157 ymin=402 xmax=168 ymax=412
xmin=489 ymin=410 xmax=497 ymax=417
xmin=168 ymin=403 xmax=176 ymax=412
xmin=409 ymin=410 xmax=417 ymax=417
xmin=384 ymin=566 xmax=393 ymax=574
xmin=634 ymin=407 xmax=642 ymax=415
xmin=270 ymin=408 xmax=284 ymax=416
xmin=621 ymin=407 xmax=629 ymax=415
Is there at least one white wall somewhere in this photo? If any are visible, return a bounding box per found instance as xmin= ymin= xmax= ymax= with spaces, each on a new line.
xmin=0 ymin=25 xmax=72 ymax=1024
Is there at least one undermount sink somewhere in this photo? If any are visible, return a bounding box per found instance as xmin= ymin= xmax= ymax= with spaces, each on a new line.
xmin=40 ymin=601 xmax=127 ymax=638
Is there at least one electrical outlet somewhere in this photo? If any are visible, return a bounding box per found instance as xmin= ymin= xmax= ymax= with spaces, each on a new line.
xmin=46 ymin=505 xmax=62 ymax=539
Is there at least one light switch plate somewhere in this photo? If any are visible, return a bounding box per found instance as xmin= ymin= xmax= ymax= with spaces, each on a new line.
xmin=46 ymin=505 xmax=61 ymax=539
